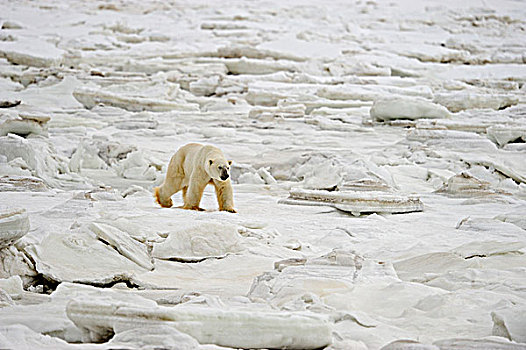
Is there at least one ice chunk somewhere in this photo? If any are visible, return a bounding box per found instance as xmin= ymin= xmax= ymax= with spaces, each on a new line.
xmin=0 ymin=244 xmax=36 ymax=282
xmin=152 ymin=221 xmax=244 ymax=261
xmin=113 ymin=111 xmax=159 ymax=130
xmin=0 ymin=275 xmax=23 ymax=298
xmin=435 ymin=173 xmax=499 ymax=197
xmin=68 ymin=142 xmax=107 ymax=173
xmin=215 ymin=45 xmax=306 ymax=61
xmin=462 ymin=155 xmax=526 ymax=185
xmin=245 ymin=88 xmax=289 ymax=106
xmin=0 ymin=113 xmax=50 ymax=137
xmin=464 ymin=79 xmax=520 ymax=91
xmin=415 ymin=118 xmax=492 ymax=134
xmin=407 ymin=129 xmax=483 ymax=142
xmin=325 ymin=60 xmax=390 ymax=77
xmin=238 ymin=172 xmax=265 ymax=184
xmin=189 ymin=75 xmax=220 ymax=96
xmin=434 ymin=92 xmax=519 ymax=112
xmin=249 ymin=249 xmax=363 ymax=308
xmin=0 ymin=282 xmax=158 ymax=343
xmin=282 ymin=189 xmax=424 ymax=215
xmin=305 ymin=116 xmax=354 ymax=132
xmin=108 ymin=325 xmax=200 ymax=350
xmin=94 ymin=140 xmax=136 ymax=167
xmin=66 ymin=298 xmax=332 ymax=349
xmin=385 ymin=43 xmax=469 ymax=63
xmin=0 ymin=208 xmax=29 ymax=249
xmin=495 ymin=213 xmax=526 ymax=231
xmin=340 ymin=178 xmax=393 ymax=192
xmin=25 ymin=230 xmax=149 ymax=284
xmin=89 ymin=223 xmax=153 ymax=271
xmin=0 ymin=135 xmax=72 ymax=187
xmin=0 ymin=325 xmax=92 ymax=350
xmin=249 ymin=102 xmax=306 ymax=120
xmin=451 ymin=241 xmax=525 ymax=259
xmin=0 ymin=37 xmax=65 ymax=67
xmin=257 ymin=167 xmax=277 ymax=184
xmin=257 ymin=36 xmax=342 ymax=60
xmin=295 ymin=158 xmax=343 ymax=191
xmin=73 ymin=87 xmax=199 ymax=112
xmin=0 ymin=290 xmax=14 ymax=308
xmin=487 ymin=126 xmax=526 ymax=147
xmin=230 ymin=162 xmax=257 ymax=182
xmin=96 ymin=217 xmax=158 ymax=243
xmin=455 ymin=217 xmax=526 ymax=239
xmin=394 ymin=252 xmax=473 ymax=282
xmin=370 ymin=97 xmax=450 ymax=121
xmin=318 ymin=85 xmax=433 ymax=102
xmin=224 ymin=57 xmax=299 ymax=75
xmin=251 ymin=251 xmax=426 ymax=325
xmin=115 ymin=150 xmax=158 ymax=181
xmin=134 ymin=256 xmax=274 ymax=297
xmin=196 ymin=127 xmax=236 ymax=138
xmin=492 ymin=307 xmax=526 ymax=343
xmin=408 ymin=130 xmax=498 ymax=152
xmin=395 ymin=237 xmax=526 ymax=293
xmin=0 ymin=299 xmax=84 ymax=342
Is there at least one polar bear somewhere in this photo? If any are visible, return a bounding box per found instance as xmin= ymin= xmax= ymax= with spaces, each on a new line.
xmin=154 ymin=143 xmax=236 ymax=213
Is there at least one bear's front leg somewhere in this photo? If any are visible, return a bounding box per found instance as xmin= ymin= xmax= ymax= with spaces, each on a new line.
xmin=213 ymin=179 xmax=237 ymax=213
xmin=182 ymin=175 xmax=207 ymax=211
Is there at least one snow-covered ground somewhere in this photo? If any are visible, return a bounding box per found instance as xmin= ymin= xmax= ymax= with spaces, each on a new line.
xmin=1 ymin=0 xmax=526 ymax=349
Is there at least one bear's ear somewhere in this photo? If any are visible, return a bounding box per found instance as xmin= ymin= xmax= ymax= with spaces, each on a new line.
xmin=228 ymin=160 xmax=232 ymax=166
xmin=209 ymin=159 xmax=213 ymax=165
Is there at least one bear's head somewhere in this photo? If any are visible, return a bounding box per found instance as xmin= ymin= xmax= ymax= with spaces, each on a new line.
xmin=207 ymin=158 xmax=232 ymax=181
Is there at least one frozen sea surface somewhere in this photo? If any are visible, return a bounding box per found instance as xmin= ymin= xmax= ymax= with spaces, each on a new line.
xmin=1 ymin=0 xmax=526 ymax=349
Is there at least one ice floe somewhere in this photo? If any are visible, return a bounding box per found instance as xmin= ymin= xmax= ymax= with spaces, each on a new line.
xmin=25 ymin=229 xmax=149 ymax=285
xmin=0 ymin=113 xmax=50 ymax=137
xmin=492 ymin=307 xmax=526 ymax=343
xmin=370 ymin=97 xmax=451 ymax=121
xmin=73 ymin=87 xmax=199 ymax=112
xmin=282 ymin=188 xmax=424 ymax=216
xmin=487 ymin=126 xmax=526 ymax=147
xmin=152 ymin=221 xmax=244 ymax=261
xmin=67 ymin=295 xmax=332 ymax=349
xmin=89 ymin=222 xmax=154 ymax=270
xmin=434 ymin=92 xmax=519 ymax=112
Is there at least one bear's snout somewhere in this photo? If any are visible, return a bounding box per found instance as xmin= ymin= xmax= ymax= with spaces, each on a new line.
xmin=220 ymin=169 xmax=229 ymax=181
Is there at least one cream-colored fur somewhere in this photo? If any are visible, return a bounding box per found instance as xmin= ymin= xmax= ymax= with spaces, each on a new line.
xmin=154 ymin=143 xmax=236 ymax=213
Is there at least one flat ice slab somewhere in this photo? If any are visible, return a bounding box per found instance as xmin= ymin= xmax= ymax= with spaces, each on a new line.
xmin=67 ymin=298 xmax=332 ymax=349
xmin=370 ymin=96 xmax=450 ymax=121
xmin=281 ymin=188 xmax=424 ymax=215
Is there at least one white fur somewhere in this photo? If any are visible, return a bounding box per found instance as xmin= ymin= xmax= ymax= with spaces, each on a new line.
xmin=154 ymin=143 xmax=236 ymax=212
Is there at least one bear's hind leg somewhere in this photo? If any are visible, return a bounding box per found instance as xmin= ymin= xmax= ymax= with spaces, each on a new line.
xmin=154 ymin=176 xmax=184 ymax=208
xmin=182 ymin=187 xmax=188 ymax=202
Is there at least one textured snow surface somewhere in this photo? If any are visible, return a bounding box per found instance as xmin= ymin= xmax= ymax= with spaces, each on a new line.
xmin=1 ymin=0 xmax=526 ymax=349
